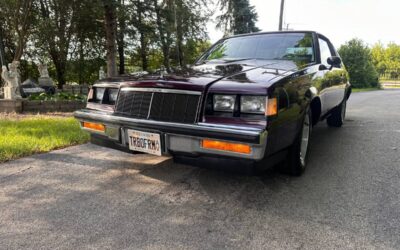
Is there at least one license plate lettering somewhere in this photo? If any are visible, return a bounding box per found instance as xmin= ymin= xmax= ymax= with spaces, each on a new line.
xmin=129 ymin=136 xmax=160 ymax=151
xmin=127 ymin=129 xmax=162 ymax=156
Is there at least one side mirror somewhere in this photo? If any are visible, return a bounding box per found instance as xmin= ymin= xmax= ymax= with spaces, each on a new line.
xmin=327 ymin=56 xmax=342 ymax=68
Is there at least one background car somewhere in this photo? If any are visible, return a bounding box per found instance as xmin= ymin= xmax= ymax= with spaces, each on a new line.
xmin=20 ymin=79 xmax=46 ymax=98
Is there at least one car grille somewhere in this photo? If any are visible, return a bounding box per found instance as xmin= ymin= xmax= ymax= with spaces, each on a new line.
xmin=115 ymin=89 xmax=201 ymax=124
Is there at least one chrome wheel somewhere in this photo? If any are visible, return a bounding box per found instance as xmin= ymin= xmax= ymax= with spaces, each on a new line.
xmin=300 ymin=112 xmax=311 ymax=166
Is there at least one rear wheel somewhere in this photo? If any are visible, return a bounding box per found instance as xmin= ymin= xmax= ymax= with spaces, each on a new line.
xmin=282 ymin=109 xmax=312 ymax=176
xmin=327 ymin=99 xmax=346 ymax=127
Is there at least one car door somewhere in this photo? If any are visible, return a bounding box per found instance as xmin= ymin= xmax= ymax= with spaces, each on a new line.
xmin=317 ymin=36 xmax=347 ymax=115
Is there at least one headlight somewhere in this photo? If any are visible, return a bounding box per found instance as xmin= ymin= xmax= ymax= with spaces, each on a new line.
xmin=95 ymin=87 xmax=105 ymax=102
xmin=107 ymin=88 xmax=119 ymax=104
xmin=241 ymin=96 xmax=266 ymax=114
xmin=213 ymin=95 xmax=236 ymax=112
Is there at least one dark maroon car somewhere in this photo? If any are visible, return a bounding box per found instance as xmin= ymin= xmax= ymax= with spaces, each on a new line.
xmin=74 ymin=31 xmax=351 ymax=175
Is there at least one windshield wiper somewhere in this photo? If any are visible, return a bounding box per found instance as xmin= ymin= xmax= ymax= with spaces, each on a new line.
xmin=195 ymin=57 xmax=258 ymax=66
xmin=222 ymin=58 xmax=255 ymax=63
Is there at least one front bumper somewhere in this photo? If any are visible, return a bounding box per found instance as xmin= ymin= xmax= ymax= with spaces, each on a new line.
xmin=74 ymin=109 xmax=267 ymax=160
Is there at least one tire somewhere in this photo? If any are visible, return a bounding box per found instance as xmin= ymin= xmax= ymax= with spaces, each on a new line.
xmin=282 ymin=108 xmax=312 ymax=176
xmin=327 ymin=99 xmax=346 ymax=127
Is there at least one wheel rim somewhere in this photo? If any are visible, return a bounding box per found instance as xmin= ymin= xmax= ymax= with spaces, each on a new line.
xmin=300 ymin=112 xmax=310 ymax=166
xmin=341 ymin=101 xmax=347 ymax=121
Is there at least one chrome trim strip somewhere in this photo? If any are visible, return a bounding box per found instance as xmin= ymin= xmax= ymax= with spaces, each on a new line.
xmin=147 ymin=92 xmax=154 ymax=119
xmin=94 ymin=83 xmax=120 ymax=88
xmin=120 ymin=87 xmax=201 ymax=96
xmin=196 ymin=123 xmax=263 ymax=132
xmin=74 ymin=110 xmax=263 ymax=138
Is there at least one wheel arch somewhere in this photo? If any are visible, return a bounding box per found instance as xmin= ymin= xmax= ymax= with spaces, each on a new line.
xmin=305 ymin=87 xmax=321 ymax=126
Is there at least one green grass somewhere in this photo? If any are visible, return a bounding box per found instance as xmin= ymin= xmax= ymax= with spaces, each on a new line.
xmin=0 ymin=116 xmax=89 ymax=162
xmin=352 ymin=87 xmax=381 ymax=93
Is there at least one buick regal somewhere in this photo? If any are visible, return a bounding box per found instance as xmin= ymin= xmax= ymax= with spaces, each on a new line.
xmin=74 ymin=31 xmax=351 ymax=176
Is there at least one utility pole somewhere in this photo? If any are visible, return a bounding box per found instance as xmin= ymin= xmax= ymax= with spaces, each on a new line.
xmin=278 ymin=0 xmax=285 ymax=31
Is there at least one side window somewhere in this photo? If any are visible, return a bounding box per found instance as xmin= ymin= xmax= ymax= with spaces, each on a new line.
xmin=318 ymin=38 xmax=333 ymax=66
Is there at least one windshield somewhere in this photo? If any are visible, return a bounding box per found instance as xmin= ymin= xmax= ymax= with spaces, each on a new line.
xmin=199 ymin=33 xmax=315 ymax=65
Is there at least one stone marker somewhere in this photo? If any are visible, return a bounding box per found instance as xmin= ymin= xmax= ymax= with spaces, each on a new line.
xmin=1 ymin=61 xmax=22 ymax=100
xmin=38 ymin=63 xmax=54 ymax=87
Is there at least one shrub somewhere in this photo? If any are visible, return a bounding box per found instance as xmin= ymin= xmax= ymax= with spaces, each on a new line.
xmin=28 ymin=92 xmax=87 ymax=101
xmin=338 ymin=39 xmax=379 ymax=88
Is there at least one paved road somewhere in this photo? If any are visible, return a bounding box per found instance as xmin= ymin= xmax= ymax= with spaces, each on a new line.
xmin=1 ymin=90 xmax=399 ymax=249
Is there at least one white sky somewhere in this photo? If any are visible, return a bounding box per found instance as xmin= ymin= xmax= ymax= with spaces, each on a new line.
xmin=207 ymin=0 xmax=400 ymax=48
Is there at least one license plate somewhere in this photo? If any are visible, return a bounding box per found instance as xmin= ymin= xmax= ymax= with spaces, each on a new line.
xmin=127 ymin=129 xmax=162 ymax=156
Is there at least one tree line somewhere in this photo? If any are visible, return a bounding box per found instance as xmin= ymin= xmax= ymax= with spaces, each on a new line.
xmin=0 ymin=0 xmax=260 ymax=88
xmin=339 ymin=39 xmax=400 ymax=88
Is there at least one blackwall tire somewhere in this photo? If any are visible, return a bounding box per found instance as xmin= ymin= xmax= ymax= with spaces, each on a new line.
xmin=282 ymin=108 xmax=312 ymax=176
xmin=327 ymin=100 xmax=346 ymax=127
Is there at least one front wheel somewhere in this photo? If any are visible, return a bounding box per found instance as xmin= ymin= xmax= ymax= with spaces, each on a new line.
xmin=327 ymin=99 xmax=346 ymax=127
xmin=282 ymin=109 xmax=312 ymax=176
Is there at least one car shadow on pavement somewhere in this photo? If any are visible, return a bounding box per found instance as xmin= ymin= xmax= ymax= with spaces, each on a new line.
xmin=36 ymin=122 xmax=349 ymax=200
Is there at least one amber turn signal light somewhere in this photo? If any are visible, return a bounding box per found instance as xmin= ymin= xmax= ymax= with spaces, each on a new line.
xmin=83 ymin=122 xmax=105 ymax=132
xmin=266 ymin=97 xmax=278 ymax=116
xmin=201 ymin=139 xmax=252 ymax=154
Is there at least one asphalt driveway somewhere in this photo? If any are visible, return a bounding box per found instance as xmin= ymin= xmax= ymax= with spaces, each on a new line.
xmin=1 ymin=90 xmax=399 ymax=249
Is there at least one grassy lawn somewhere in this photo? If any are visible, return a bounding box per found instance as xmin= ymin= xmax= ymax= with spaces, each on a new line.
xmin=0 ymin=114 xmax=89 ymax=163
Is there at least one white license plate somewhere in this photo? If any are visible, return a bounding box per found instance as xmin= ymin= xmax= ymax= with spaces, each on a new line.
xmin=127 ymin=129 xmax=162 ymax=156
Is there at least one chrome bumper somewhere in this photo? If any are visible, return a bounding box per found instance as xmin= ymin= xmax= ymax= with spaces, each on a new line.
xmin=74 ymin=109 xmax=267 ymax=160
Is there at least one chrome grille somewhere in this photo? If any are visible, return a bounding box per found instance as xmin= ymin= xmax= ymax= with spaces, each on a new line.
xmin=115 ymin=89 xmax=201 ymax=124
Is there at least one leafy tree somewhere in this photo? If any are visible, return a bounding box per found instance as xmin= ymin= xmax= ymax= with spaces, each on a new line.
xmin=372 ymin=42 xmax=400 ymax=79
xmin=174 ymin=0 xmax=210 ymax=67
xmin=153 ymin=0 xmax=173 ymax=71
xmin=338 ymin=39 xmax=379 ymax=88
xmin=1 ymin=0 xmax=212 ymax=86
xmin=183 ymin=39 xmax=211 ymax=64
xmin=72 ymin=1 xmax=105 ymax=84
xmin=371 ymin=42 xmax=386 ymax=75
xmin=217 ymin=0 xmax=260 ymax=36
xmin=0 ymin=0 xmax=36 ymax=61
xmin=35 ymin=0 xmax=80 ymax=88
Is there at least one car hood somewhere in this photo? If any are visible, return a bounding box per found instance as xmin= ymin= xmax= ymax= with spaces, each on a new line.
xmin=98 ymin=60 xmax=303 ymax=92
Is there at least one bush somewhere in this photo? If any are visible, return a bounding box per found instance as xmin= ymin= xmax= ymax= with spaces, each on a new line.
xmin=28 ymin=92 xmax=87 ymax=101
xmin=338 ymin=39 xmax=379 ymax=88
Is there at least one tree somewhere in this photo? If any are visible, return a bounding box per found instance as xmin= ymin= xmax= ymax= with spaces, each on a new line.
xmin=371 ymin=42 xmax=400 ymax=79
xmin=338 ymin=38 xmax=379 ymax=88
xmin=1 ymin=0 xmax=213 ymax=86
xmin=0 ymin=0 xmax=36 ymax=61
xmin=35 ymin=0 xmax=80 ymax=88
xmin=153 ymin=0 xmax=173 ymax=71
xmin=217 ymin=0 xmax=260 ymax=36
xmin=371 ymin=42 xmax=386 ymax=75
xmin=102 ymin=0 xmax=118 ymax=77
xmin=116 ymin=0 xmax=127 ymax=75
xmin=173 ymin=0 xmax=211 ymax=67
xmin=69 ymin=1 xmax=105 ymax=84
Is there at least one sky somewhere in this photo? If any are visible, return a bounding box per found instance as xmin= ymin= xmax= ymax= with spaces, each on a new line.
xmin=207 ymin=0 xmax=400 ymax=48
